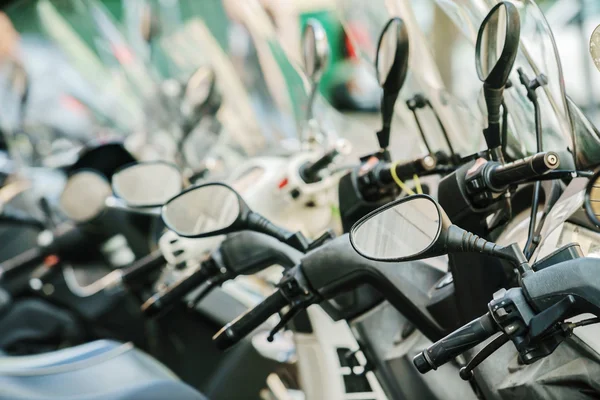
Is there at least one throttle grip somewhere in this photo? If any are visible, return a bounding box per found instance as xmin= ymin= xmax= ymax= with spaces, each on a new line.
xmin=487 ymin=151 xmax=559 ymax=189
xmin=378 ymin=155 xmax=436 ymax=185
xmin=413 ymin=312 xmax=497 ymax=374
xmin=213 ymin=289 xmax=288 ymax=350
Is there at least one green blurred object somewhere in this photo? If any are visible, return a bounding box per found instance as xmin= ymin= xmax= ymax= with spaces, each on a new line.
xmin=299 ymin=10 xmax=346 ymax=103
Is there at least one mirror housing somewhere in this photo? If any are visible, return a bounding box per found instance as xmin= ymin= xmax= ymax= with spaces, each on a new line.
xmin=301 ymin=19 xmax=329 ymax=126
xmin=475 ymin=1 xmax=520 ymax=153
xmin=374 ymin=17 xmax=410 ymax=156
xmin=584 ymin=170 xmax=600 ymax=226
xmin=60 ymin=170 xmax=111 ymax=223
xmin=112 ymin=161 xmax=183 ymax=208
xmin=161 ymin=182 xmax=310 ymax=251
xmin=350 ymin=195 xmax=529 ymax=271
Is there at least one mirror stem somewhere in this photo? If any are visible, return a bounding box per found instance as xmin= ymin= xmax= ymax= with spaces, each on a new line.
xmin=247 ymin=212 xmax=299 ymax=248
xmin=483 ymin=84 xmax=505 ymax=161
xmin=377 ymin=91 xmax=399 ymax=157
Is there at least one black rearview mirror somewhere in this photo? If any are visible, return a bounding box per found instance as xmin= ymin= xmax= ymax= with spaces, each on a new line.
xmin=302 ymin=19 xmax=329 ymax=83
xmin=112 ymin=161 xmax=183 ymax=208
xmin=584 ymin=171 xmax=600 ymax=227
xmin=475 ymin=2 xmax=520 ymax=154
xmin=60 ymin=170 xmax=111 ymax=223
xmin=374 ymin=17 xmax=410 ymax=154
xmin=350 ymin=195 xmax=528 ymax=270
xmin=161 ymin=183 xmax=246 ymax=238
xmin=350 ymin=195 xmax=446 ymax=261
xmin=589 ymin=24 xmax=600 ymax=73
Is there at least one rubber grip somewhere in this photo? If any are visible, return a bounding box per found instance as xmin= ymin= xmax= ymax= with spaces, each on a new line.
xmin=413 ymin=312 xmax=497 ymax=373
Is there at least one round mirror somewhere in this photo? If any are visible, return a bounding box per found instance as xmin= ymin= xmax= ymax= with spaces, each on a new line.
xmin=475 ymin=2 xmax=520 ymax=88
xmin=350 ymin=196 xmax=441 ymax=261
xmin=375 ymin=17 xmax=409 ymax=90
xmin=585 ymin=172 xmax=600 ymax=226
xmin=162 ymin=183 xmax=241 ymax=237
xmin=589 ymin=24 xmax=600 ymax=73
xmin=112 ymin=162 xmax=183 ymax=208
xmin=302 ymin=19 xmax=329 ymax=81
xmin=60 ymin=170 xmax=111 ymax=223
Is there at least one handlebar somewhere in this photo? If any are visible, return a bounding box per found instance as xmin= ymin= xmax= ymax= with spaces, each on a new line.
xmin=120 ymin=250 xmax=166 ymax=285
xmin=413 ymin=312 xmax=498 ymax=373
xmin=487 ymin=151 xmax=559 ymax=189
xmin=213 ymin=289 xmax=288 ymax=350
xmin=377 ymin=155 xmax=437 ymax=185
xmin=141 ymin=261 xmax=216 ymax=317
xmin=0 ymin=247 xmax=47 ymax=279
xmin=300 ymin=149 xmax=339 ymax=183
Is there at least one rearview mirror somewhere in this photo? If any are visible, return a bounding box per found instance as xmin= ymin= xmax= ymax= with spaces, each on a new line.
xmin=161 ymin=183 xmax=246 ymax=238
xmin=585 ymin=171 xmax=600 ymax=226
xmin=589 ymin=24 xmax=600 ymax=73
xmin=302 ymin=19 xmax=329 ymax=82
xmin=182 ymin=66 xmax=217 ymax=118
xmin=350 ymin=195 xmax=446 ymax=261
xmin=475 ymin=1 xmax=520 ymax=154
xmin=374 ymin=17 xmax=410 ymax=153
xmin=112 ymin=161 xmax=183 ymax=208
xmin=60 ymin=170 xmax=111 ymax=223
xmin=350 ymin=194 xmax=527 ymax=269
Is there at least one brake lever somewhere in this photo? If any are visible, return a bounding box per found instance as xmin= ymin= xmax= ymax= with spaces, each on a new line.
xmin=267 ymin=295 xmax=316 ymax=342
xmin=459 ymin=333 xmax=510 ymax=380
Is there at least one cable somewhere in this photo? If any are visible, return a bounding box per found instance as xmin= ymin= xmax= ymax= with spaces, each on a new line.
xmin=413 ymin=174 xmax=423 ymax=194
xmin=390 ymin=162 xmax=415 ymax=196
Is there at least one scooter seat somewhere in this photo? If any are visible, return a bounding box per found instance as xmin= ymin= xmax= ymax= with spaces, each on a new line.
xmin=0 ymin=340 xmax=206 ymax=400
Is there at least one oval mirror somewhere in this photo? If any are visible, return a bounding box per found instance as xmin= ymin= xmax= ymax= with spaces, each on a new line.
xmin=161 ymin=183 xmax=242 ymax=238
xmin=475 ymin=2 xmax=520 ymax=88
xmin=112 ymin=161 xmax=183 ymax=208
xmin=590 ymin=24 xmax=600 ymax=73
xmin=350 ymin=195 xmax=442 ymax=261
xmin=60 ymin=170 xmax=111 ymax=223
xmin=375 ymin=17 xmax=409 ymax=91
xmin=302 ymin=19 xmax=329 ymax=81
xmin=585 ymin=171 xmax=600 ymax=227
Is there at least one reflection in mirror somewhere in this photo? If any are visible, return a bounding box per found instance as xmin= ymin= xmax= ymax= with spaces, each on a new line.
xmin=590 ymin=24 xmax=600 ymax=73
xmin=477 ymin=4 xmax=507 ymax=80
xmin=162 ymin=184 xmax=240 ymax=237
xmin=351 ymin=197 xmax=441 ymax=260
xmin=376 ymin=18 xmax=402 ymax=86
xmin=302 ymin=19 xmax=329 ymax=80
xmin=60 ymin=170 xmax=111 ymax=223
xmin=586 ymin=173 xmax=600 ymax=226
xmin=113 ymin=162 xmax=182 ymax=207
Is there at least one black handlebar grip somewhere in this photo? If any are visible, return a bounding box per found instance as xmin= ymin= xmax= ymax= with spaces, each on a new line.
xmin=487 ymin=151 xmax=559 ymax=189
xmin=213 ymin=289 xmax=288 ymax=350
xmin=300 ymin=149 xmax=339 ymax=183
xmin=0 ymin=246 xmax=47 ymax=279
xmin=378 ymin=155 xmax=437 ymax=185
xmin=121 ymin=250 xmax=166 ymax=285
xmin=413 ymin=312 xmax=497 ymax=374
xmin=141 ymin=263 xmax=215 ymax=317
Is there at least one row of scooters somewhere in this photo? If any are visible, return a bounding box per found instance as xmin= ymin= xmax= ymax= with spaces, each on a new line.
xmin=2 ymin=1 xmax=600 ymax=399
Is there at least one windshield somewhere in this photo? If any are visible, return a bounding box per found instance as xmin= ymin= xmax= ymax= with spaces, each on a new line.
xmin=339 ymin=0 xmax=582 ymax=163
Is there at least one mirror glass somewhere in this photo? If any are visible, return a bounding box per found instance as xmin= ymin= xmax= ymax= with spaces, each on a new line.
xmin=162 ymin=184 xmax=241 ymax=237
xmin=302 ymin=19 xmax=328 ymax=80
xmin=376 ymin=18 xmax=402 ymax=86
xmin=477 ymin=4 xmax=507 ymax=80
xmin=590 ymin=24 xmax=600 ymax=73
xmin=112 ymin=162 xmax=182 ymax=207
xmin=351 ymin=197 xmax=441 ymax=260
xmin=60 ymin=170 xmax=111 ymax=223
xmin=586 ymin=173 xmax=600 ymax=226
